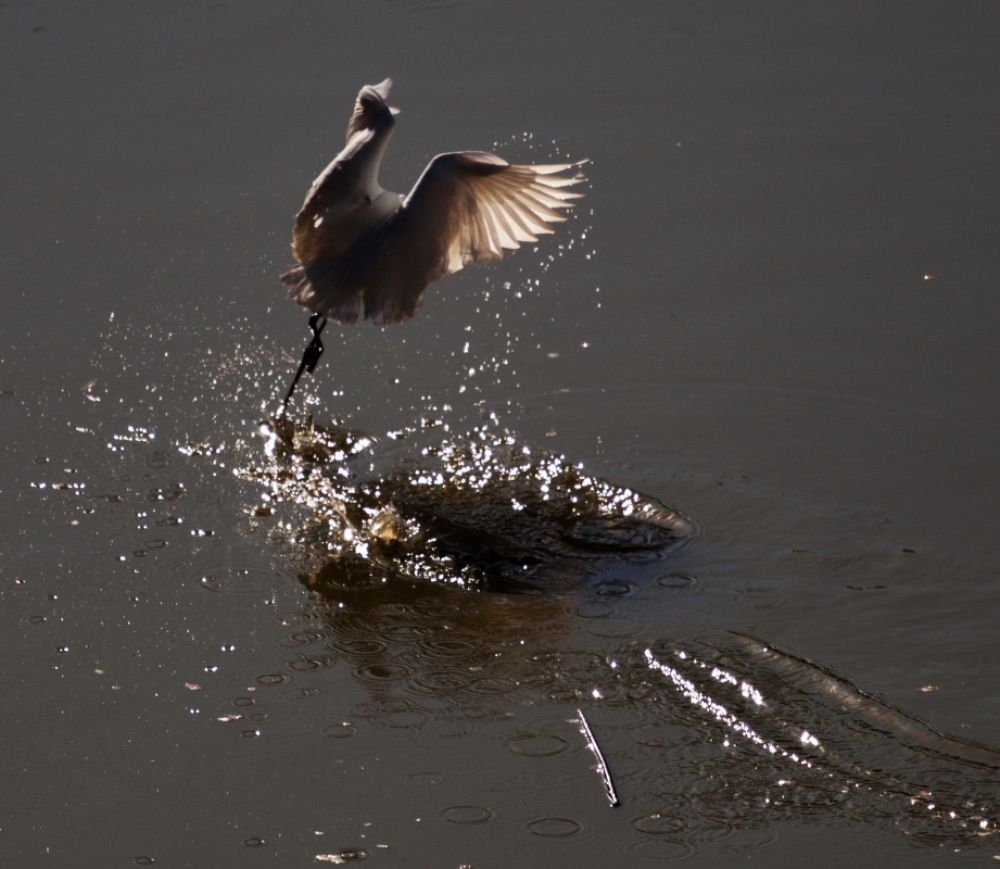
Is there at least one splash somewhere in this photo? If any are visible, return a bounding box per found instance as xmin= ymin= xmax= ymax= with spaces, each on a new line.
xmin=236 ymin=416 xmax=694 ymax=594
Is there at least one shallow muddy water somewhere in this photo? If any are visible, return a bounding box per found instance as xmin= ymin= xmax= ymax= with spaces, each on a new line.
xmin=3 ymin=1 xmax=1000 ymax=866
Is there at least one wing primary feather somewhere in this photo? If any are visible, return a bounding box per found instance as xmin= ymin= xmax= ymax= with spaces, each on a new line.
xmin=466 ymin=190 xmax=497 ymax=259
xmin=529 ymin=183 xmax=584 ymax=202
xmin=496 ymin=203 xmax=530 ymax=247
xmin=506 ymin=198 xmax=551 ymax=236
xmin=529 ymin=160 xmax=588 ymax=175
xmin=483 ymin=199 xmax=519 ymax=250
xmin=533 ymin=174 xmax=584 ymax=189
xmin=498 ymin=201 xmax=539 ymax=242
xmin=511 ymin=191 xmax=567 ymax=223
xmin=523 ymin=185 xmax=578 ymax=209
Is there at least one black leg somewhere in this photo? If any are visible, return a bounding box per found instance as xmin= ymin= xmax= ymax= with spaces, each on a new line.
xmin=281 ymin=313 xmax=328 ymax=411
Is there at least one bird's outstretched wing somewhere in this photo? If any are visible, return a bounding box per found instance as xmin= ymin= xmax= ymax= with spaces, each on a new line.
xmin=361 ymin=152 xmax=586 ymax=325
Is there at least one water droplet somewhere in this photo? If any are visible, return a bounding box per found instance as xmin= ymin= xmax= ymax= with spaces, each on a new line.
xmin=418 ymin=638 xmax=478 ymax=658
xmin=527 ymin=817 xmax=581 ymax=837
xmin=282 ymin=653 xmax=332 ymax=672
xmin=282 ymin=686 xmax=321 ymax=701
xmin=624 ymin=840 xmax=696 ymax=861
xmin=657 ymin=573 xmax=695 ymax=589
xmin=200 ymin=567 xmax=284 ymax=595
xmin=634 ymin=814 xmax=685 ymax=835
xmin=275 ymin=628 xmax=327 ymax=648
xmin=315 ymin=847 xmax=369 ymax=863
xmin=441 ymin=805 xmax=494 ymax=824
xmin=408 ymin=671 xmax=470 ymax=695
xmin=594 ymin=580 xmax=635 ymax=596
xmin=329 ymin=637 xmax=390 ymax=657
xmin=354 ymin=662 xmax=411 ymax=682
xmin=508 ymin=733 xmax=569 ymax=757
xmin=404 ymin=772 xmax=444 ymax=786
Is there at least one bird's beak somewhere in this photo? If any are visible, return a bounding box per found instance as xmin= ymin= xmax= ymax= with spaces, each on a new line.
xmin=389 ymin=106 xmax=401 ymax=116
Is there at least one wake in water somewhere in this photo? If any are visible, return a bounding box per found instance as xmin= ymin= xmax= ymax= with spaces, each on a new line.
xmin=233 ymin=414 xmax=1000 ymax=852
xmin=642 ymin=635 xmax=1000 ymax=845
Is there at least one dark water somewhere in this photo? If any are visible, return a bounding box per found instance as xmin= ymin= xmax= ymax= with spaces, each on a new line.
xmin=3 ymin=1 xmax=1000 ymax=866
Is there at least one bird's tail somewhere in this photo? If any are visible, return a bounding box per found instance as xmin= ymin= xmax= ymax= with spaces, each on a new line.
xmin=279 ymin=264 xmax=313 ymax=309
xmin=280 ymin=263 xmax=362 ymax=326
xmin=280 ymin=263 xmax=307 ymax=292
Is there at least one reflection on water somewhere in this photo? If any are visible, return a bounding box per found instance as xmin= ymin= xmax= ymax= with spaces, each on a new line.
xmin=231 ymin=415 xmax=1000 ymax=851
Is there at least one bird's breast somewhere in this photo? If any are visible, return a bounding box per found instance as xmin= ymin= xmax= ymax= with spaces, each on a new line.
xmin=299 ymin=192 xmax=399 ymax=262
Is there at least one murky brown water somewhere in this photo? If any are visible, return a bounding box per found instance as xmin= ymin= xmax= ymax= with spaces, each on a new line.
xmin=3 ymin=2 xmax=1000 ymax=866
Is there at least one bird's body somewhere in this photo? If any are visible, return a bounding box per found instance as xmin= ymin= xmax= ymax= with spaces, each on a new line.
xmin=281 ymin=79 xmax=585 ymax=326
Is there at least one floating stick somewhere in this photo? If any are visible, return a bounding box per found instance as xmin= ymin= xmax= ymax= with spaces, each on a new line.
xmin=576 ymin=708 xmax=620 ymax=808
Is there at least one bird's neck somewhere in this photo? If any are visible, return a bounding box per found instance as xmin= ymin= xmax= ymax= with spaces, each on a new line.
xmin=342 ymin=117 xmax=396 ymax=199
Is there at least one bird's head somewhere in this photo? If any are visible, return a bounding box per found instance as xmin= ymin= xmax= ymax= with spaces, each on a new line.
xmin=346 ymin=78 xmax=401 ymax=142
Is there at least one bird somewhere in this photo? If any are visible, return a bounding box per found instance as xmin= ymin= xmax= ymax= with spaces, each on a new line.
xmin=278 ymin=78 xmax=586 ymax=409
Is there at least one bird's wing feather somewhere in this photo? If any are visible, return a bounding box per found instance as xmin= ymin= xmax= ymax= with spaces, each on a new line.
xmin=291 ymin=158 xmax=356 ymax=263
xmin=362 ymin=152 xmax=585 ymax=324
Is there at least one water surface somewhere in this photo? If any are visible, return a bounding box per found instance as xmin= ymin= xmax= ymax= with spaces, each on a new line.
xmin=2 ymin=1 xmax=1000 ymax=866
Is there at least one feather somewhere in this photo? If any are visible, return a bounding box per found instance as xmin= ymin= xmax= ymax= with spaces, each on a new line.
xmin=283 ymin=82 xmax=586 ymax=326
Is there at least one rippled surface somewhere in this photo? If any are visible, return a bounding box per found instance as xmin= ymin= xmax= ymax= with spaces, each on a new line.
xmin=239 ymin=445 xmax=1000 ymax=850
xmin=3 ymin=2 xmax=1000 ymax=867
xmin=214 ymin=411 xmax=1000 ymax=853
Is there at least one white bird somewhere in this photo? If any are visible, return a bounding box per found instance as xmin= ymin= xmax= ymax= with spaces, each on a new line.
xmin=281 ymin=78 xmax=586 ymax=329
xmin=277 ymin=79 xmax=586 ymax=409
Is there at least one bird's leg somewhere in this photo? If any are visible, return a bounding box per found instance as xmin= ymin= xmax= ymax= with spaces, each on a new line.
xmin=303 ymin=313 xmax=327 ymax=373
xmin=281 ymin=313 xmax=328 ymax=412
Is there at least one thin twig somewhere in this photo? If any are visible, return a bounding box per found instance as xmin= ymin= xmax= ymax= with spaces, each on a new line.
xmin=576 ymin=708 xmax=620 ymax=807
